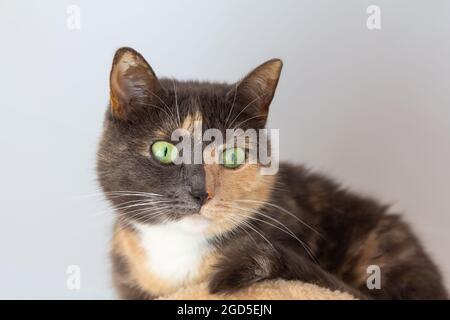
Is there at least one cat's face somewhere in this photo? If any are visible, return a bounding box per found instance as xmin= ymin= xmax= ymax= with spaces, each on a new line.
xmin=97 ymin=48 xmax=282 ymax=236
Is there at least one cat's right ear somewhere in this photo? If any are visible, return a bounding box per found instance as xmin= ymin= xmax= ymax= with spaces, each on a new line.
xmin=227 ymin=59 xmax=283 ymax=128
xmin=109 ymin=47 xmax=161 ymax=120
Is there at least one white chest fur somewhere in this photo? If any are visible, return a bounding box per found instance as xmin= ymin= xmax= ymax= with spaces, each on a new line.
xmin=133 ymin=217 xmax=211 ymax=286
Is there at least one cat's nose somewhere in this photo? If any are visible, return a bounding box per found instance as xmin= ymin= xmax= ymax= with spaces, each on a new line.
xmin=190 ymin=188 xmax=209 ymax=206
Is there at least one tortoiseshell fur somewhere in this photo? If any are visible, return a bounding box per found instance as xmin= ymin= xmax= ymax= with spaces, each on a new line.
xmin=98 ymin=48 xmax=448 ymax=300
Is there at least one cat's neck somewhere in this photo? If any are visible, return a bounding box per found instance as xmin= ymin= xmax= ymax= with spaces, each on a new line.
xmin=133 ymin=217 xmax=212 ymax=286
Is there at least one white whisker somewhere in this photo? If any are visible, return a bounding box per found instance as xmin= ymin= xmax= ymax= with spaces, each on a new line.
xmin=225 ymin=204 xmax=319 ymax=264
xmin=228 ymin=215 xmax=276 ymax=250
xmin=228 ymin=94 xmax=262 ymax=128
xmin=235 ymin=199 xmax=323 ymax=238
xmin=225 ymin=82 xmax=240 ymax=126
xmin=172 ymin=79 xmax=182 ymax=127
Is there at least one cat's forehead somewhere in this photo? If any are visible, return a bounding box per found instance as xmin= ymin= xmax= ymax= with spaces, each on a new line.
xmin=160 ymin=79 xmax=230 ymax=99
xmin=159 ymin=79 xmax=231 ymax=126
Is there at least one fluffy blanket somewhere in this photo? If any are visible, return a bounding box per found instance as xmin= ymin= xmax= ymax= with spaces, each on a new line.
xmin=159 ymin=280 xmax=356 ymax=300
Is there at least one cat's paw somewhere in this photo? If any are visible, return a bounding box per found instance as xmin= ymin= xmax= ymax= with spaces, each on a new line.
xmin=209 ymin=266 xmax=257 ymax=294
xmin=208 ymin=255 xmax=274 ymax=294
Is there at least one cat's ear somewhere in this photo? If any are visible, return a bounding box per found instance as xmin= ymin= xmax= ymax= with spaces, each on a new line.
xmin=229 ymin=59 xmax=283 ymax=126
xmin=109 ymin=47 xmax=161 ymax=119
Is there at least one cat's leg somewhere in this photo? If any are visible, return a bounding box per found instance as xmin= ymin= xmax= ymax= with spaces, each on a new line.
xmin=343 ymin=215 xmax=448 ymax=299
xmin=111 ymin=252 xmax=155 ymax=300
xmin=209 ymin=241 xmax=367 ymax=299
xmin=113 ymin=279 xmax=154 ymax=300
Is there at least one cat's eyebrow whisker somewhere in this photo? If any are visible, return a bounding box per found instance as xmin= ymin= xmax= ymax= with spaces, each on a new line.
xmin=137 ymin=92 xmax=180 ymax=131
xmin=235 ymin=199 xmax=324 ymax=238
xmin=146 ymin=90 xmax=171 ymax=111
xmin=140 ymin=102 xmax=177 ymax=126
xmin=140 ymin=102 xmax=179 ymax=130
xmin=225 ymin=82 xmax=240 ymax=126
xmin=228 ymin=94 xmax=264 ymax=129
xmin=143 ymin=89 xmax=176 ymax=119
xmin=232 ymin=115 xmax=267 ymax=130
xmin=172 ymin=79 xmax=182 ymax=128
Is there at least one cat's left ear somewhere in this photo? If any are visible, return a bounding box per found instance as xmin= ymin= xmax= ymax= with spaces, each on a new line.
xmin=109 ymin=47 xmax=161 ymax=120
xmin=229 ymin=59 xmax=283 ymax=127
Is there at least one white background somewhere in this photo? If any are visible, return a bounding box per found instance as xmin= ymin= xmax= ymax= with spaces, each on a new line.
xmin=0 ymin=0 xmax=449 ymax=298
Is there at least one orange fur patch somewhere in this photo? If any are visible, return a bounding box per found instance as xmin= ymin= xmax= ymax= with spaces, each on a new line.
xmin=201 ymin=163 xmax=276 ymax=236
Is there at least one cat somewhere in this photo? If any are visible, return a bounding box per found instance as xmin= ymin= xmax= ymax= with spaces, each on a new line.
xmin=97 ymin=47 xmax=448 ymax=299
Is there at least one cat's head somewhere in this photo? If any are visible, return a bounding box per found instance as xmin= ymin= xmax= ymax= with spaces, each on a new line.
xmin=97 ymin=47 xmax=282 ymax=236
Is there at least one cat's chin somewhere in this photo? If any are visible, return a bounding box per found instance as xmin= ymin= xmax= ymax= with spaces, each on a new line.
xmin=171 ymin=214 xmax=212 ymax=234
xmin=132 ymin=214 xmax=211 ymax=235
xmin=153 ymin=214 xmax=212 ymax=234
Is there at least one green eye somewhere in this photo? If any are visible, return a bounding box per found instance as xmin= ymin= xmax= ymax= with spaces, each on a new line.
xmin=151 ymin=141 xmax=178 ymax=164
xmin=222 ymin=147 xmax=245 ymax=169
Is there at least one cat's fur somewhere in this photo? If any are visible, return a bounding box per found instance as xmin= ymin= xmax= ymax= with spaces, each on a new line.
xmin=97 ymin=47 xmax=448 ymax=299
